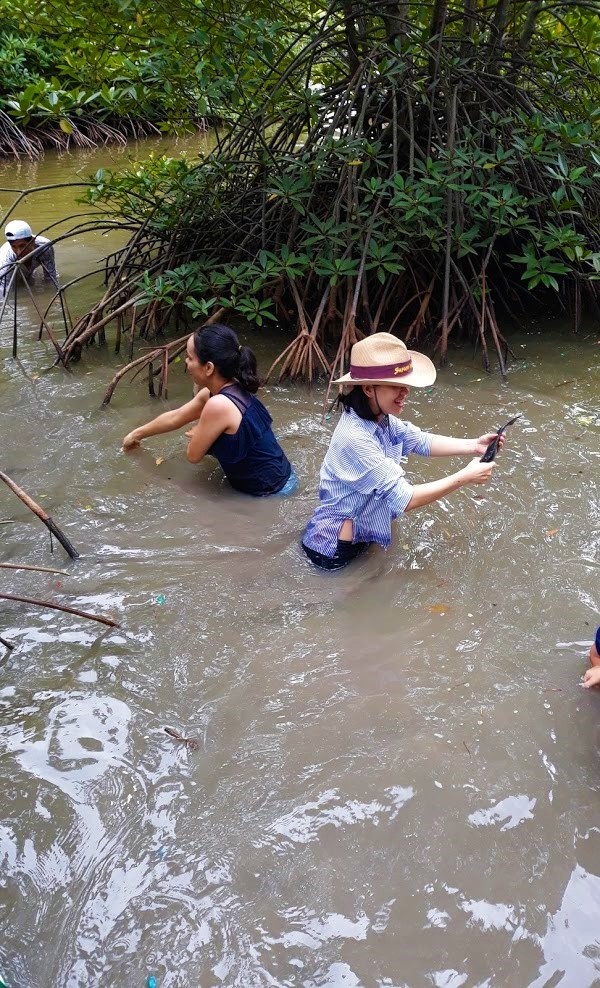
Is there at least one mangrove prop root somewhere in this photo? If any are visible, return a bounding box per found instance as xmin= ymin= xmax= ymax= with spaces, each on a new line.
xmin=35 ymin=4 xmax=598 ymax=387
xmin=14 ymin=266 xmax=67 ymax=367
xmin=0 ymin=267 xmax=17 ymax=332
xmin=267 ymin=332 xmax=331 ymax=382
xmin=101 ymin=306 xmax=226 ymax=405
xmin=0 ymin=593 xmax=119 ymax=628
xmin=0 ymin=470 xmax=80 ymax=560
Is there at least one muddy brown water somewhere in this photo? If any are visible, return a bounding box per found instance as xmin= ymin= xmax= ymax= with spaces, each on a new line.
xmin=1 ymin=140 xmax=599 ymax=988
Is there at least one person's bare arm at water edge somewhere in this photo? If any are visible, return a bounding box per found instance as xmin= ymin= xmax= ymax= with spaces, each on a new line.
xmin=583 ymin=636 xmax=600 ymax=688
xmin=405 ymin=458 xmax=495 ymax=511
xmin=584 ymin=667 xmax=600 ymax=688
xmin=122 ymin=388 xmax=210 ymax=450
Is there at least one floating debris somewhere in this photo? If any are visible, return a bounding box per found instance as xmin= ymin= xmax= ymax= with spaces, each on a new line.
xmin=164 ymin=727 xmax=199 ymax=751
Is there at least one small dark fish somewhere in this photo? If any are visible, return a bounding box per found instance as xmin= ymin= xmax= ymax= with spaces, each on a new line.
xmin=164 ymin=726 xmax=199 ymax=751
xmin=480 ymin=414 xmax=522 ymax=462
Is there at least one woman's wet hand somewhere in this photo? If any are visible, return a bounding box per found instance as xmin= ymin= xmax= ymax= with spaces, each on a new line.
xmin=460 ymin=457 xmax=495 ymax=485
xmin=122 ymin=431 xmax=141 ymax=451
xmin=474 ymin=432 xmax=506 ymax=456
xmin=583 ymin=666 xmax=600 ymax=689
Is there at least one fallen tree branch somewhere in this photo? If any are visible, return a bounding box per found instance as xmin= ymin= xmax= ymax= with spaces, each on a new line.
xmin=0 ymin=593 xmax=119 ymax=628
xmin=0 ymin=633 xmax=15 ymax=650
xmin=0 ymin=562 xmax=68 ymax=575
xmin=0 ymin=470 xmax=79 ymax=560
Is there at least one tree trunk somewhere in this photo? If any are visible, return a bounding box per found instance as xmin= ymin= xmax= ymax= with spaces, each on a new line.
xmin=429 ymin=0 xmax=448 ymax=41
xmin=428 ymin=0 xmax=448 ymax=80
xmin=381 ymin=0 xmax=411 ymax=47
xmin=487 ymin=0 xmax=512 ymax=72
xmin=510 ymin=0 xmax=544 ymax=75
xmin=342 ymin=0 xmax=361 ymax=75
xmin=460 ymin=0 xmax=478 ymax=61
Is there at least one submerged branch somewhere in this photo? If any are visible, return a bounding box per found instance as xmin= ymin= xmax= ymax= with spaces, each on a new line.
xmin=0 ymin=562 xmax=69 ymax=575
xmin=0 ymin=593 xmax=119 ymax=628
xmin=0 ymin=470 xmax=79 ymax=560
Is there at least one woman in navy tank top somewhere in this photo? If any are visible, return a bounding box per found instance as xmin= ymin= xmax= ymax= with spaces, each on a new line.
xmin=122 ymin=324 xmax=295 ymax=496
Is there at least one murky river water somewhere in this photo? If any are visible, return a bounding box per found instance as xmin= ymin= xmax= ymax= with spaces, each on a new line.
xmin=1 ymin=140 xmax=599 ymax=988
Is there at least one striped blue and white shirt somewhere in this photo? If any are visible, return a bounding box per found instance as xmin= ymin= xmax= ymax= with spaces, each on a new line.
xmin=302 ymin=409 xmax=433 ymax=557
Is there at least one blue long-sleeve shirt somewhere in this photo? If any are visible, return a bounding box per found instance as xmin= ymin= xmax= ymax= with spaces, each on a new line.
xmin=302 ymin=408 xmax=433 ymax=557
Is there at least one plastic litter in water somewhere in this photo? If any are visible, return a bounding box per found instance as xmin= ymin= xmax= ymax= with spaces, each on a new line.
xmin=147 ymin=977 xmax=157 ymax=988
xmin=156 ymin=594 xmax=166 ymax=605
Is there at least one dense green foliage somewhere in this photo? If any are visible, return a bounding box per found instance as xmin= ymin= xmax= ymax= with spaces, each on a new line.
xmin=71 ymin=0 xmax=600 ymax=380
xmin=0 ymin=0 xmax=315 ymax=153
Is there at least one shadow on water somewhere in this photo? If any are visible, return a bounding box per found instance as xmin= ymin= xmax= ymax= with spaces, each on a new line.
xmin=1 ymin=140 xmax=600 ymax=987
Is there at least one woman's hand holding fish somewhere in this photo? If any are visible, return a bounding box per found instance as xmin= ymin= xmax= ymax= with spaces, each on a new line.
xmin=473 ymin=432 xmax=506 ymax=456
xmin=459 ymin=457 xmax=495 ymax=485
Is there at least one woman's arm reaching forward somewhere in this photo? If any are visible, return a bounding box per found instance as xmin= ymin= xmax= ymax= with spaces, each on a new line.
xmin=122 ymin=388 xmax=210 ymax=450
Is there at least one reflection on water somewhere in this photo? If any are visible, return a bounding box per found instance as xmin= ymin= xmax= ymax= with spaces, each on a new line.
xmin=532 ymin=846 xmax=600 ymax=987
xmin=1 ymin=141 xmax=600 ymax=987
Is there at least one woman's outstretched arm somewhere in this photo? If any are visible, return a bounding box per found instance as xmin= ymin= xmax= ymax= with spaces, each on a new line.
xmin=405 ymin=458 xmax=494 ymax=510
xmin=428 ymin=432 xmax=506 ymax=457
xmin=122 ymin=388 xmax=210 ymax=450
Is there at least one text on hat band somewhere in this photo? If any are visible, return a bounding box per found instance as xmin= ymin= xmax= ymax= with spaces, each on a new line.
xmin=349 ymin=358 xmax=413 ymax=380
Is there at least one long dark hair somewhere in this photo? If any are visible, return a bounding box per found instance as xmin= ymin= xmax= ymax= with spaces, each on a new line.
xmin=337 ymin=385 xmax=378 ymax=421
xmin=192 ymin=323 xmax=261 ymax=393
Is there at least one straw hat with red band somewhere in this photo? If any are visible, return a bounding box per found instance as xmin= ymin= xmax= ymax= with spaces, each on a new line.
xmin=334 ymin=332 xmax=436 ymax=388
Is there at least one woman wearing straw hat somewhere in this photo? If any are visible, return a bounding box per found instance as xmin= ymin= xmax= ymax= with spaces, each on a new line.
xmin=302 ymin=332 xmax=505 ymax=570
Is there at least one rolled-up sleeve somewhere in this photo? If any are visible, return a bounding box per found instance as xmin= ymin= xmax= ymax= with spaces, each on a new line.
xmin=389 ymin=418 xmax=433 ymax=456
xmin=368 ymin=459 xmax=414 ymax=515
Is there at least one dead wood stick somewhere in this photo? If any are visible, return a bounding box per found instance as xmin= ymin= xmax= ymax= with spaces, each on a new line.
xmin=0 ymin=562 xmax=68 ymax=575
xmin=102 ymin=334 xmax=189 ymax=405
xmin=0 ymin=470 xmax=79 ymax=559
xmin=14 ymin=267 xmax=67 ymax=367
xmin=0 ymin=266 xmax=17 ymax=327
xmin=0 ymin=633 xmax=15 ymax=650
xmin=0 ymin=593 xmax=119 ymax=627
